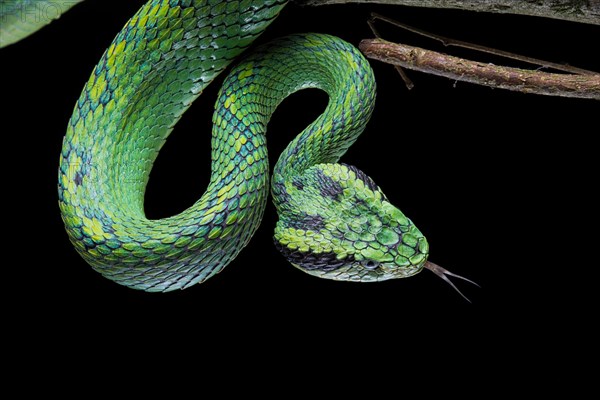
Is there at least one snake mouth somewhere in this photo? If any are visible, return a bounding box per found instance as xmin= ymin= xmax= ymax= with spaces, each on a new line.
xmin=274 ymin=240 xmax=355 ymax=273
xmin=275 ymin=235 xmax=428 ymax=282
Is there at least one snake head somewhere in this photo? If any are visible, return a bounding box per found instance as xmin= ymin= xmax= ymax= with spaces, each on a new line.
xmin=273 ymin=163 xmax=429 ymax=282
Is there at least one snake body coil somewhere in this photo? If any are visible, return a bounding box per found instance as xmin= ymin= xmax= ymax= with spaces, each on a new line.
xmin=2 ymin=0 xmax=476 ymax=297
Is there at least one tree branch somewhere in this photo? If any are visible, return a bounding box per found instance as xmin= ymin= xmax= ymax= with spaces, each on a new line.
xmin=359 ymin=38 xmax=600 ymax=99
xmin=293 ymin=0 xmax=600 ymax=25
xmin=369 ymin=12 xmax=598 ymax=76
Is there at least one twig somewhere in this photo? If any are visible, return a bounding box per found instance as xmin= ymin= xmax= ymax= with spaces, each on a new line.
xmin=359 ymin=38 xmax=600 ymax=99
xmin=293 ymin=0 xmax=600 ymax=25
xmin=370 ymin=13 xmax=597 ymax=76
xmin=367 ymin=18 xmax=414 ymax=89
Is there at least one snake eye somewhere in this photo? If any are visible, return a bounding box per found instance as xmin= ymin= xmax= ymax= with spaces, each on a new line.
xmin=363 ymin=260 xmax=380 ymax=270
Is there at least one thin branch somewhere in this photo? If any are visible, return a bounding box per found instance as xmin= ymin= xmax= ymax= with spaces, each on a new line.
xmin=367 ymin=18 xmax=414 ymax=89
xmin=370 ymin=13 xmax=597 ymax=76
xmin=293 ymin=0 xmax=600 ymax=25
xmin=359 ymin=38 xmax=600 ymax=99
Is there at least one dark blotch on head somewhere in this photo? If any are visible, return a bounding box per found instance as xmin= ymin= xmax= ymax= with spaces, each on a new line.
xmin=342 ymin=164 xmax=379 ymax=192
xmin=272 ymin=181 xmax=291 ymax=203
xmin=274 ymin=240 xmax=352 ymax=272
xmin=292 ymin=178 xmax=304 ymax=190
xmin=316 ymin=169 xmax=343 ymax=200
xmin=285 ymin=213 xmax=325 ymax=231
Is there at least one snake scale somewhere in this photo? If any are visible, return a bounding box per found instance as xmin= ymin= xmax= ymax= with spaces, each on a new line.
xmin=1 ymin=0 xmax=477 ymax=298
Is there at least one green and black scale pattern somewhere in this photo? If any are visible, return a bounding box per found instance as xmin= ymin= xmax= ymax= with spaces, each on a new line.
xmin=273 ymin=163 xmax=429 ymax=282
xmin=53 ymin=0 xmax=431 ymax=291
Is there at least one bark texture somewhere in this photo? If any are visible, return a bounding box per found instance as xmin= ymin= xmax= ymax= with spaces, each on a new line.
xmin=360 ymin=38 xmax=600 ymax=99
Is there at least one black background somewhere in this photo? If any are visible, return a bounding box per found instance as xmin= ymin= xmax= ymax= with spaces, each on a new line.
xmin=2 ymin=0 xmax=597 ymax=349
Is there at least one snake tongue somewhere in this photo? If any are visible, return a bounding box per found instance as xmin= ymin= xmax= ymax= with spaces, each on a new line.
xmin=423 ymin=261 xmax=479 ymax=302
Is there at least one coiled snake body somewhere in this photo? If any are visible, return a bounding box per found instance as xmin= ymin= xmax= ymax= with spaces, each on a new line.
xmin=1 ymin=0 xmax=476 ymax=297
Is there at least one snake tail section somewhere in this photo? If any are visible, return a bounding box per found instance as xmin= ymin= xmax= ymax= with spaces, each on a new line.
xmin=58 ymin=0 xmax=377 ymax=291
xmin=0 ymin=0 xmax=84 ymax=47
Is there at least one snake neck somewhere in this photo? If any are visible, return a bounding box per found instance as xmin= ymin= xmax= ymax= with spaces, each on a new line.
xmin=263 ymin=35 xmax=377 ymax=211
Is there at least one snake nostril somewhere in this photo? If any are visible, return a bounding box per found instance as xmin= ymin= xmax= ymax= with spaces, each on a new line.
xmin=364 ymin=260 xmax=380 ymax=270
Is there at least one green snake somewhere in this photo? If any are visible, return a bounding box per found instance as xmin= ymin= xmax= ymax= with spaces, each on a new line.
xmin=1 ymin=0 xmax=477 ymax=298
